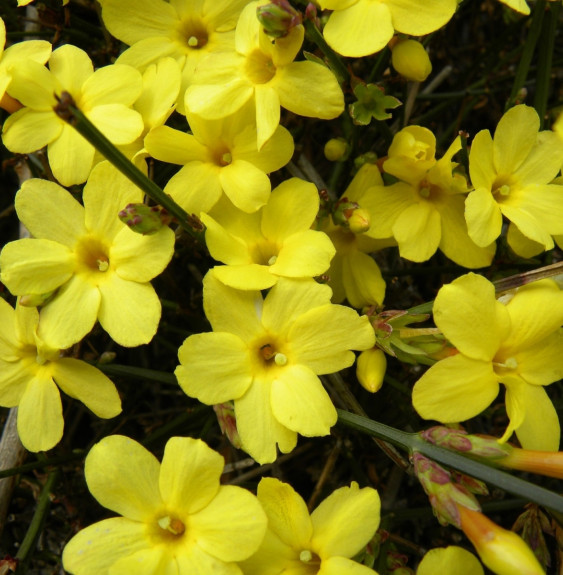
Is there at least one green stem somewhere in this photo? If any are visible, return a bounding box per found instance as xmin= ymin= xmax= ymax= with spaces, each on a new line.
xmin=337 ymin=410 xmax=563 ymax=514
xmin=15 ymin=466 xmax=60 ymax=572
xmin=0 ymin=452 xmax=84 ymax=480
xmin=534 ymin=0 xmax=559 ymax=128
xmin=53 ymin=95 xmax=201 ymax=238
xmin=303 ymin=19 xmax=349 ymax=85
xmin=506 ymin=0 xmax=545 ymax=109
xmin=96 ymin=363 xmax=177 ymax=385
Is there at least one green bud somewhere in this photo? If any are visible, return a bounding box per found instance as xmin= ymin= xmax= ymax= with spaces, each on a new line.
xmin=118 ymin=203 xmax=172 ymax=235
xmin=256 ymin=0 xmax=302 ymax=39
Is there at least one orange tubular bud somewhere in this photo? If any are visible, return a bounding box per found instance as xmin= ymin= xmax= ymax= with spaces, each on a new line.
xmin=500 ymin=448 xmax=563 ymax=479
xmin=459 ymin=507 xmax=545 ymax=575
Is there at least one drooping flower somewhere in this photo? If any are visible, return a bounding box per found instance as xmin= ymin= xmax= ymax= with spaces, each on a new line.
xmin=319 ymin=162 xmax=391 ymax=309
xmin=145 ymin=103 xmax=294 ymax=214
xmin=317 ymin=0 xmax=457 ymax=57
xmin=175 ymin=272 xmax=375 ymax=463
xmin=241 ymin=477 xmax=381 ymax=575
xmin=97 ymin=0 xmax=249 ymax=114
xmin=412 ymin=273 xmax=563 ymax=451
xmin=367 ymin=127 xmax=496 ymax=267
xmin=0 ymin=300 xmax=121 ymax=452
xmin=0 ymin=162 xmax=175 ymax=350
xmin=201 ymin=178 xmax=335 ymax=289
xmin=185 ymin=0 xmax=344 ymax=149
xmin=466 ymin=104 xmax=563 ymax=256
xmin=2 ymin=44 xmax=143 ymax=186
xmin=62 ymin=435 xmax=267 ymax=575
xmin=0 ymin=17 xmax=51 ymax=113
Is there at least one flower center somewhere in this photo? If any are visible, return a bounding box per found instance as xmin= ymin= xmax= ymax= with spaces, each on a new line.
xmin=260 ymin=343 xmax=287 ymax=366
xmin=493 ymin=356 xmax=518 ymax=375
xmin=249 ymin=239 xmax=279 ymax=266
xmin=245 ymin=49 xmax=276 ymax=84
xmin=492 ymin=175 xmax=515 ymax=202
xmin=299 ymin=549 xmax=321 ymax=568
xmin=211 ymin=145 xmax=233 ymax=167
xmin=417 ymin=178 xmax=442 ymax=202
xmin=157 ymin=515 xmax=186 ymax=537
xmin=74 ymin=236 xmax=111 ymax=276
xmin=176 ymin=17 xmax=209 ymax=50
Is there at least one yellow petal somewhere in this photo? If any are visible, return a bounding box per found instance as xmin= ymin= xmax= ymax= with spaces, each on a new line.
xmin=212 ymin=264 xmax=278 ymax=290
xmin=390 ymin=0 xmax=457 ymax=35
xmin=434 ymin=273 xmax=510 ymax=361
xmin=7 ymin=59 xmax=56 ymax=109
xmin=85 ymin=435 xmax=162 ymax=521
xmin=219 ymin=160 xmax=271 ymax=212
xmin=144 ymin=126 xmax=208 ymax=164
xmin=2 ymin=108 xmax=62 ymax=153
xmin=98 ymin=275 xmax=161 ymax=347
xmin=87 ymin=104 xmax=144 ymax=145
xmin=320 ymin=556 xmax=379 ymax=575
xmin=465 ymin=187 xmax=503 ymax=247
xmin=413 ymin=354 xmax=499 ymax=423
xmin=109 ymin=547 xmax=175 ymax=575
xmin=82 ymin=64 xmax=142 ymax=107
xmin=394 ymin=201 xmax=441 ymax=262
xmin=48 ymin=123 xmax=94 ymax=186
xmin=257 ymin=477 xmax=312 ymax=549
xmin=311 ymin=483 xmax=380 ymax=558
xmin=159 ymin=437 xmax=223 ymax=514
xmin=255 ymin=85 xmax=280 ymax=150
xmin=164 ymin=162 xmax=222 ymax=214
xmin=176 ymin=332 xmax=253 ymax=404
xmin=18 ymin=374 xmax=63 ymax=452
xmin=506 ymin=222 xmax=546 ymax=258
xmin=514 ymin=332 xmax=563 ymax=386
xmin=468 ymin=129 xmax=495 ymax=190
xmin=201 ymin=213 xmax=252 ymax=265
xmin=417 ymin=547 xmax=484 ymax=575
xmin=235 ymin=376 xmax=298 ymax=464
xmin=52 ymin=358 xmax=121 ymax=418
xmin=0 ymin=238 xmax=74 ymax=294
xmin=16 ymin=178 xmax=86 ymax=245
xmin=63 ymin=518 xmax=151 ymax=575
xmin=342 ymin=250 xmax=386 ymax=308
xmin=190 ymin=485 xmax=267 ymax=561
xmin=48 ymin=44 xmax=93 ymax=96
xmin=271 ymin=364 xmax=337 ymax=435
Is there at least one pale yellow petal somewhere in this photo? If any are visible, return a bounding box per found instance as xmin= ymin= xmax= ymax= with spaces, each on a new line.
xmin=190 ymin=485 xmax=267 ymax=561
xmin=211 ymin=264 xmax=278 ymax=290
xmin=176 ymin=332 xmax=253 ymax=404
xmin=87 ymin=104 xmax=144 ymax=145
xmin=367 ymin=182 xmax=416 ymax=239
xmin=15 ymin=178 xmax=85 ymax=245
xmin=175 ymin=545 xmax=241 ymax=575
xmin=111 ymin=226 xmax=175 ymax=283
xmin=341 ymin=250 xmax=386 ymax=308
xmin=393 ymin=201 xmax=441 ymax=262
xmin=0 ymin=39 xmax=51 ymax=71
xmin=500 ymin=202 xmax=553 ymax=250
xmin=271 ymin=364 xmax=337 ymax=435
xmin=18 ymin=374 xmax=63 ymax=452
xmin=82 ymin=64 xmax=142 ymax=107
xmin=98 ymin=275 xmax=161 ymax=347
xmin=201 ymin=213 xmax=252 ymax=265
xmin=311 ymin=483 xmax=380 ymax=557
xmin=164 ymin=163 xmax=222 ymax=215
xmin=465 ymin=187 xmax=503 ymax=247
xmin=468 ymin=129 xmax=495 ymax=190
xmin=320 ymin=556 xmax=378 ymax=575
xmin=116 ymin=37 xmax=179 ymax=70
xmin=235 ymin=377 xmax=298 ymax=464
xmin=109 ymin=547 xmax=176 ymax=575
xmin=506 ymin=222 xmax=544 ymax=258
xmin=85 ymin=435 xmax=162 ymax=520
xmin=48 ymin=124 xmax=94 ymax=186
xmin=52 ymin=358 xmax=121 ymax=418
xmin=0 ymin=359 xmax=32 ymax=406
xmin=7 ymin=59 xmax=56 ymax=109
xmin=289 ymin=304 xmax=375 ymax=373
xmin=38 ymin=276 xmax=100 ymax=349
xmin=417 ymin=547 xmax=484 ymax=575
xmin=389 ymin=0 xmax=456 ymax=35
xmin=0 ymin=239 xmax=74 ymax=294
xmin=144 ymin=126 xmax=208 ymax=164
xmin=257 ymin=477 xmax=312 ymax=549
xmin=513 ymin=131 xmax=563 ymax=187
xmin=159 ymin=437 xmax=222 ymax=514
xmin=2 ymin=109 xmax=62 ymax=153
xmin=413 ymin=354 xmax=499 ymax=423
xmin=219 ymin=160 xmax=271 ymax=212
xmin=63 ymin=518 xmax=151 ymax=575
xmin=515 ymin=331 xmax=563 ymax=386
xmin=235 ymin=124 xmax=294 ymax=173
xmin=323 ymin=1 xmax=392 ymax=57
xmin=48 ymin=44 xmax=93 ymax=96
xmin=433 ymin=272 xmax=510 ymax=361
xmin=255 ymin=85 xmax=280 ymax=150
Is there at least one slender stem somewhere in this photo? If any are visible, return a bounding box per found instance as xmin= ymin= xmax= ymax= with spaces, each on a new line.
xmin=15 ymin=466 xmax=60 ymax=572
xmin=53 ymin=94 xmax=201 ymax=238
xmin=506 ymin=0 xmax=545 ymax=109
xmin=95 ymin=363 xmax=177 ymax=385
xmin=303 ymin=19 xmax=349 ymax=85
xmin=337 ymin=410 xmax=563 ymax=514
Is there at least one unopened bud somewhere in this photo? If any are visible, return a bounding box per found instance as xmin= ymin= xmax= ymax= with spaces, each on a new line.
xmin=459 ymin=506 xmax=545 ymax=575
xmin=118 ymin=203 xmax=172 ymax=235
xmin=391 ymin=39 xmax=432 ymax=83
xmin=324 ymin=137 xmax=350 ymax=162
xmin=332 ymin=198 xmax=370 ymax=233
xmin=19 ymin=290 xmax=56 ymax=307
xmin=257 ymin=0 xmax=302 ymax=39
xmin=213 ymin=402 xmax=242 ymax=449
xmin=421 ymin=426 xmax=512 ymax=459
xmin=356 ymin=348 xmax=386 ymax=393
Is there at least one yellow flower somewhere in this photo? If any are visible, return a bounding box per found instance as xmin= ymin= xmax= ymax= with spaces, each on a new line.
xmin=201 ymin=178 xmax=335 ymax=289
xmin=0 ymin=300 xmax=121 ymax=452
xmin=175 ymin=272 xmax=375 ymax=463
xmin=466 ymin=104 xmax=563 ymax=255
xmin=241 ymin=477 xmax=381 ymax=575
xmin=0 ymin=17 xmax=51 ymax=112
xmin=2 ymin=44 xmax=143 ymax=186
xmin=497 ymin=0 xmax=530 ymax=14
xmin=356 ymin=347 xmax=386 ymax=393
xmin=417 ymin=546 xmax=484 ymax=575
xmin=145 ymin=103 xmax=294 ymax=214
xmin=368 ymin=127 xmax=496 ymax=267
xmin=320 ymin=163 xmax=391 ymax=308
xmin=186 ymin=1 xmax=344 ymax=149
xmin=62 ymin=435 xmax=267 ymax=575
xmin=97 ymin=0 xmax=248 ymax=114
xmin=413 ymin=273 xmax=563 ymax=451
xmin=317 ymin=0 xmax=457 ymax=57
xmin=0 ymin=163 xmax=175 ymax=350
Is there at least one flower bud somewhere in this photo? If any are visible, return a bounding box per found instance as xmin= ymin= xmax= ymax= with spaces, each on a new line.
xmin=118 ymin=203 xmax=172 ymax=235
xmin=19 ymin=290 xmax=56 ymax=307
xmin=324 ymin=138 xmax=350 ymax=162
xmin=391 ymin=39 xmax=432 ymax=83
xmin=213 ymin=402 xmax=242 ymax=449
xmin=256 ymin=0 xmax=302 ymax=39
xmin=421 ymin=427 xmax=512 ymax=459
xmin=459 ymin=506 xmax=545 ymax=575
xmin=356 ymin=348 xmax=386 ymax=393
xmin=332 ymin=198 xmax=371 ymax=233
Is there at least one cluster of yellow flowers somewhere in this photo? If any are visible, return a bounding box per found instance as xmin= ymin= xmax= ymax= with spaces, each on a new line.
xmin=0 ymin=0 xmax=562 ymax=574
